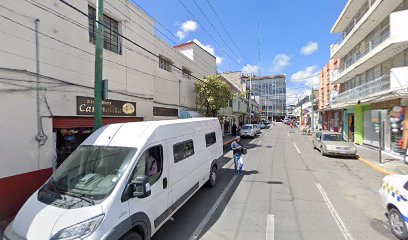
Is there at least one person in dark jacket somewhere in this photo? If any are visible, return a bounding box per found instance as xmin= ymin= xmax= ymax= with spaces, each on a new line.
xmin=232 ymin=124 xmax=237 ymax=136
xmin=231 ymin=136 xmax=243 ymax=175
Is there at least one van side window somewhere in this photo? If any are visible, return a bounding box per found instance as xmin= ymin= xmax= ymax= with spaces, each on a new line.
xmin=205 ymin=132 xmax=216 ymax=147
xmin=132 ymin=145 xmax=163 ymax=185
xmin=173 ymin=140 xmax=194 ymax=163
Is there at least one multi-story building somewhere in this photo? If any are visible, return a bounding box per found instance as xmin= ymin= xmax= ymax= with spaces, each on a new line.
xmin=294 ymin=90 xmax=319 ymax=129
xmin=0 ymin=0 xmax=216 ymax=220
xmin=243 ymin=75 xmax=287 ymax=121
xmin=330 ymin=0 xmax=408 ymax=154
xmin=219 ymin=72 xmax=249 ymax=134
xmin=318 ymin=59 xmax=342 ymax=132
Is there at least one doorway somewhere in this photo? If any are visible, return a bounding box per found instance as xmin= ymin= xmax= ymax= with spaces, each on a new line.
xmin=348 ymin=114 xmax=354 ymax=142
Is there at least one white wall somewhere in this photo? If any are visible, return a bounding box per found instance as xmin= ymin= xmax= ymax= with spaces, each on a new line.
xmin=0 ymin=0 xmax=215 ymax=178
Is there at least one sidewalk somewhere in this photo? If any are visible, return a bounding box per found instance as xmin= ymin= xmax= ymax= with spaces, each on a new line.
xmin=356 ymin=144 xmax=408 ymax=175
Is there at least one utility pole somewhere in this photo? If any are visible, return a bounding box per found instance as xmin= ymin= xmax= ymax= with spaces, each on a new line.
xmin=94 ymin=0 xmax=104 ymax=130
xmin=257 ymin=22 xmax=261 ymax=77
xmin=249 ymin=73 xmax=252 ymax=124
xmin=310 ymin=87 xmax=314 ymax=132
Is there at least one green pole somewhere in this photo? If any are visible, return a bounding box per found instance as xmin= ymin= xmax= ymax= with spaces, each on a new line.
xmin=94 ymin=0 xmax=104 ymax=131
xmin=310 ymin=87 xmax=314 ymax=132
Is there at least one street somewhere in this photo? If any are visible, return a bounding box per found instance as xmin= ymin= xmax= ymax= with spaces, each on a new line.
xmin=152 ymin=123 xmax=396 ymax=240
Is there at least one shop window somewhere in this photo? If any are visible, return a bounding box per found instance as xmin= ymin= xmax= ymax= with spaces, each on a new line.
xmin=173 ymin=140 xmax=194 ymax=163
xmin=88 ymin=6 xmax=121 ymax=54
xmin=205 ymin=132 xmax=216 ymax=147
xmin=132 ymin=145 xmax=163 ymax=185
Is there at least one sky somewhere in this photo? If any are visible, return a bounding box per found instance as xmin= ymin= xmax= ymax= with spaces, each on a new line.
xmin=135 ymin=0 xmax=348 ymax=104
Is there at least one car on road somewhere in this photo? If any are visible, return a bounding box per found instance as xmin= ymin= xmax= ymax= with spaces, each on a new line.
xmin=283 ymin=118 xmax=290 ymax=124
xmin=254 ymin=124 xmax=261 ymax=134
xmin=258 ymin=122 xmax=266 ymax=129
xmin=379 ymin=174 xmax=408 ymax=240
xmin=240 ymin=124 xmax=256 ymax=138
xmin=3 ymin=118 xmax=223 ymax=240
xmin=312 ymin=131 xmax=357 ymax=157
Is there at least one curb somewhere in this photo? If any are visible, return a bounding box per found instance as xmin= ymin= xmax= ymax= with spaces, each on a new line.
xmin=357 ymin=157 xmax=393 ymax=175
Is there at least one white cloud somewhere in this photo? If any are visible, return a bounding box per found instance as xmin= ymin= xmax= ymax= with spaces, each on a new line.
xmin=176 ymin=20 xmax=198 ymax=40
xmin=193 ymin=39 xmax=223 ymax=65
xmin=290 ymin=65 xmax=321 ymax=88
xmin=301 ymin=41 xmax=318 ymax=55
xmin=286 ymin=87 xmax=303 ymax=105
xmin=241 ymin=64 xmax=259 ymax=74
xmin=270 ymin=54 xmax=291 ymax=73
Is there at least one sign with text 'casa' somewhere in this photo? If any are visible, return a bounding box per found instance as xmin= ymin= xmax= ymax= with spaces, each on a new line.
xmin=77 ymin=96 xmax=136 ymax=116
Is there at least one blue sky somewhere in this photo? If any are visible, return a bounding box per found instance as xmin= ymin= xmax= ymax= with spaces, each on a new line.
xmin=135 ymin=0 xmax=348 ymax=103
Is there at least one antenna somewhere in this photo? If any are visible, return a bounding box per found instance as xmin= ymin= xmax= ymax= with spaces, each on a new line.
xmin=258 ymin=22 xmax=261 ymax=77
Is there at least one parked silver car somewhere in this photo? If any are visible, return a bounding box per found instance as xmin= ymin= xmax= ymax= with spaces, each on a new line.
xmin=240 ymin=124 xmax=256 ymax=138
xmin=312 ymin=131 xmax=357 ymax=157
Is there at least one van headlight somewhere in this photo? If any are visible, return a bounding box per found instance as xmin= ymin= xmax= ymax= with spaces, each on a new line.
xmin=51 ymin=214 xmax=104 ymax=240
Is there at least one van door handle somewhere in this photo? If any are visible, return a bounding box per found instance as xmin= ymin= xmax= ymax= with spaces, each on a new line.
xmin=163 ymin=177 xmax=168 ymax=189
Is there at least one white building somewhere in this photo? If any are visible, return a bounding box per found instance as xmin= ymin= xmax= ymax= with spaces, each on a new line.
xmin=330 ymin=0 xmax=408 ymax=153
xmin=0 ymin=0 xmax=216 ymax=220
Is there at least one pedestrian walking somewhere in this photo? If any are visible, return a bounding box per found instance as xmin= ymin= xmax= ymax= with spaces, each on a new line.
xmin=289 ymin=120 xmax=294 ymax=133
xmin=232 ymin=123 xmax=237 ymax=136
xmin=231 ymin=136 xmax=243 ymax=175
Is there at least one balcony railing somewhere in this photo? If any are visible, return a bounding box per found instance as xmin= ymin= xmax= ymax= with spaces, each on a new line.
xmin=336 ymin=24 xmax=390 ymax=76
xmin=332 ymin=75 xmax=390 ymax=104
xmin=331 ymin=0 xmax=377 ymax=53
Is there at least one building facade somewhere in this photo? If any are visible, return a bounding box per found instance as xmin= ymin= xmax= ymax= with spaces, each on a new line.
xmin=330 ymin=0 xmax=408 ymax=154
xmin=318 ymin=59 xmax=342 ymax=132
xmin=0 ymin=0 xmax=216 ymax=220
xmin=244 ymin=75 xmax=287 ymax=121
xmin=294 ymin=90 xmax=319 ymax=130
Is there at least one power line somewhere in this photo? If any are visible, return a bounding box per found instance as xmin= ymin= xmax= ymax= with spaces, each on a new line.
xmin=204 ymin=0 xmax=248 ymax=63
xmin=57 ymin=0 xmax=210 ymax=83
xmin=191 ymin=0 xmax=241 ymax=61
xmin=177 ymin=0 xmax=242 ymax=67
xmin=111 ymin=0 xmax=216 ymax=73
xmin=0 ymin=8 xmax=195 ymax=86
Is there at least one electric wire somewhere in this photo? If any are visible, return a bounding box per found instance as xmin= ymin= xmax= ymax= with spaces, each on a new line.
xmin=177 ymin=0 xmax=243 ymax=67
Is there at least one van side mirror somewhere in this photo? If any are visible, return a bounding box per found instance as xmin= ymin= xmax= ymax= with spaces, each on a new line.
xmin=131 ymin=176 xmax=151 ymax=198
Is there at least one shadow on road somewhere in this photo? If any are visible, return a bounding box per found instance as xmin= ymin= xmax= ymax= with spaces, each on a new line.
xmin=152 ymin=166 xmax=244 ymax=240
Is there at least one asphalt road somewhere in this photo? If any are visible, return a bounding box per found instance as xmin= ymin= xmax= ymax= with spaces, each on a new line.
xmin=152 ymin=123 xmax=397 ymax=240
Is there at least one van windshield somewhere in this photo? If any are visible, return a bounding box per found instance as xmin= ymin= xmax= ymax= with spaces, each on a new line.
xmin=38 ymin=146 xmax=136 ymax=207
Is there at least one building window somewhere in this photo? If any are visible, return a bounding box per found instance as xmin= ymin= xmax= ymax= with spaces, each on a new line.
xmin=159 ymin=56 xmax=172 ymax=72
xmin=205 ymin=132 xmax=216 ymax=147
xmin=88 ymin=6 xmax=121 ymax=54
xmin=173 ymin=140 xmax=194 ymax=163
xmin=182 ymin=67 xmax=192 ymax=79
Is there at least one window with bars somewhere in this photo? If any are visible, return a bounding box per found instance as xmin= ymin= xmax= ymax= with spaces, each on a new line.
xmin=182 ymin=67 xmax=191 ymax=79
xmin=88 ymin=6 xmax=121 ymax=54
xmin=159 ymin=56 xmax=172 ymax=72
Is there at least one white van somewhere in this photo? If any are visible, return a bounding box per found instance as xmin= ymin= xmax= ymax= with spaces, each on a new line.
xmin=3 ymin=118 xmax=223 ymax=240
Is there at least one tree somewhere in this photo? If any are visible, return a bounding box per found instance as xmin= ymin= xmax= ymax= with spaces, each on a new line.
xmin=195 ymin=75 xmax=233 ymax=117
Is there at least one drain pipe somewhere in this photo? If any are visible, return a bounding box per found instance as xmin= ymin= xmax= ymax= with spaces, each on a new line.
xmin=34 ymin=19 xmax=46 ymax=144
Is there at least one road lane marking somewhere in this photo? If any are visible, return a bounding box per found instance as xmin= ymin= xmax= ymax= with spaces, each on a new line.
xmin=259 ymin=140 xmax=262 ymax=144
xmin=266 ymin=214 xmax=275 ymax=240
xmin=293 ymin=143 xmax=301 ymax=154
xmin=265 ymin=132 xmax=269 ymax=136
xmin=190 ymin=175 xmax=237 ymax=240
xmin=316 ymin=183 xmax=353 ymax=240
xmin=287 ymin=132 xmax=290 ymax=137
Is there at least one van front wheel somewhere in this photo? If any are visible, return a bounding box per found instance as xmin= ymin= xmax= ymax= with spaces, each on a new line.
xmin=121 ymin=231 xmax=142 ymax=240
xmin=207 ymin=166 xmax=217 ymax=188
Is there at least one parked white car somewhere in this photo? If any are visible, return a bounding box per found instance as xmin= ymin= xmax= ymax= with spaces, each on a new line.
xmin=240 ymin=124 xmax=256 ymax=138
xmin=3 ymin=118 xmax=223 ymax=240
xmin=379 ymin=174 xmax=408 ymax=239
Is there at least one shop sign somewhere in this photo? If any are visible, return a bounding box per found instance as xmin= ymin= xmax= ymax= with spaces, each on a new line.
xmin=153 ymin=107 xmax=178 ymax=117
xmin=371 ymin=99 xmax=400 ymax=110
xmin=77 ymin=96 xmax=136 ymax=116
